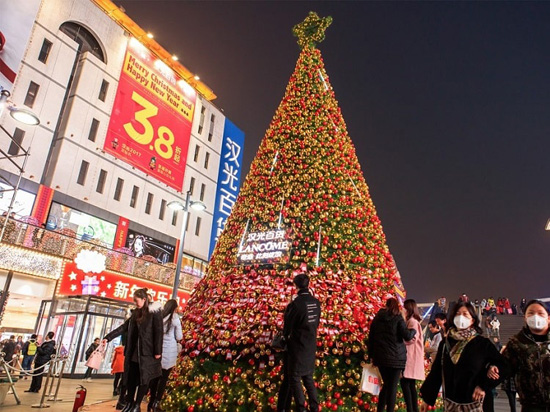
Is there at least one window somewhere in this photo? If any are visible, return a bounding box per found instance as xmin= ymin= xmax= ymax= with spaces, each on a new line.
xmin=159 ymin=199 xmax=166 ymax=220
xmin=24 ymin=82 xmax=40 ymax=108
xmin=88 ymin=118 xmax=100 ymax=142
xmin=38 ymin=39 xmax=53 ymax=63
xmin=98 ymin=79 xmax=109 ymax=102
xmin=171 ymin=210 xmax=178 ymax=226
xmin=195 ymin=216 xmax=202 ymax=236
xmin=193 ymin=145 xmax=200 ymax=162
xmin=96 ymin=169 xmax=107 ymax=194
xmin=204 ymin=152 xmax=210 ymax=169
xmin=189 ymin=177 xmax=195 ymax=195
xmin=145 ymin=193 xmax=153 ymax=215
xmin=8 ymin=128 xmax=25 ymax=155
xmin=199 ymin=183 xmax=206 ymax=201
xmin=208 ymin=114 xmax=215 ymax=142
xmin=76 ymin=160 xmax=89 ymax=185
xmin=198 ymin=105 xmax=206 ymax=134
xmin=59 ymin=22 xmax=105 ymax=62
xmin=114 ymin=178 xmax=124 ymax=201
xmin=130 ymin=185 xmax=139 ymax=208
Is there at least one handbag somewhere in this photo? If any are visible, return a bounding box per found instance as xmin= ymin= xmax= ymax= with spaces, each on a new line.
xmin=271 ymin=331 xmax=286 ymax=351
xmin=85 ymin=342 xmax=106 ymax=370
xmin=441 ymin=342 xmax=483 ymax=412
xmin=360 ymin=363 xmax=381 ymax=395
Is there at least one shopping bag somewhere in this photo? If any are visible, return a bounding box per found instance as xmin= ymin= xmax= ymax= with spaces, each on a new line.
xmin=360 ymin=363 xmax=381 ymax=395
xmin=271 ymin=331 xmax=286 ymax=351
xmin=85 ymin=342 xmax=106 ymax=370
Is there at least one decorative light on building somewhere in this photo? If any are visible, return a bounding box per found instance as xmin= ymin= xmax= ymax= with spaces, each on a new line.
xmin=74 ymin=249 xmax=106 ymax=274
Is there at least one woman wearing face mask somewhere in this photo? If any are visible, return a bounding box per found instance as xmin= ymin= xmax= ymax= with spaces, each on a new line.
xmin=495 ymin=300 xmax=550 ymax=412
xmin=103 ymin=288 xmax=163 ymax=412
xmin=419 ymin=301 xmax=508 ymax=412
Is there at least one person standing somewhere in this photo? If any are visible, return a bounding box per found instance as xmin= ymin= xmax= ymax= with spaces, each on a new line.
xmin=20 ymin=334 xmax=38 ymax=378
xmin=425 ymin=321 xmax=442 ymax=364
xmin=104 ymin=288 xmax=163 ymax=412
xmin=111 ymin=344 xmax=125 ymax=397
xmin=1 ymin=335 xmax=16 ymax=364
xmin=148 ymin=299 xmax=183 ymax=412
xmin=276 ymin=274 xmax=321 ymax=412
xmin=402 ymin=299 xmax=425 ymax=412
xmin=493 ymin=300 xmax=550 ymax=412
xmin=26 ymin=331 xmax=56 ymax=393
xmin=368 ymin=298 xmax=417 ymax=412
xmin=419 ymin=302 xmax=508 ymax=412
xmin=83 ymin=337 xmax=100 ymax=381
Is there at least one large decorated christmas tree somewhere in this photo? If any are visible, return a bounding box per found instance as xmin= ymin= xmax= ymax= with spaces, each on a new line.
xmin=164 ymin=12 xmax=406 ymax=412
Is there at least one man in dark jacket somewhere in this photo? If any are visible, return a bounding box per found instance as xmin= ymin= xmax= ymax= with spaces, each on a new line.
xmin=1 ymin=335 xmax=16 ymax=363
xmin=277 ymin=274 xmax=321 ymax=412
xmin=26 ymin=331 xmax=56 ymax=393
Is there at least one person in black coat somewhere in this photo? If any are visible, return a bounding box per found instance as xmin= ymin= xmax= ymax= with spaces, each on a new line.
xmin=276 ymin=274 xmax=321 ymax=412
xmin=1 ymin=335 xmax=16 ymax=363
xmin=26 ymin=331 xmax=56 ymax=393
xmin=420 ymin=301 xmax=508 ymax=412
xmin=104 ymin=288 xmax=163 ymax=412
xmin=83 ymin=337 xmax=100 ymax=381
xmin=368 ymin=298 xmax=417 ymax=412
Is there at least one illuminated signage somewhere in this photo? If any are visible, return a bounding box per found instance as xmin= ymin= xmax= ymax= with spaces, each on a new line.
xmin=104 ymin=38 xmax=196 ymax=191
xmin=237 ymin=228 xmax=292 ymax=264
xmin=59 ymin=262 xmax=190 ymax=308
xmin=208 ymin=119 xmax=245 ymax=258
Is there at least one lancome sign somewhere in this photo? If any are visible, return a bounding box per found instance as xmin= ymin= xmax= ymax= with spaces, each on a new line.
xmin=237 ymin=228 xmax=292 ymax=264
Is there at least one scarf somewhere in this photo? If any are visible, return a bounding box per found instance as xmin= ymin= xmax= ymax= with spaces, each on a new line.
xmin=447 ymin=327 xmax=478 ymax=364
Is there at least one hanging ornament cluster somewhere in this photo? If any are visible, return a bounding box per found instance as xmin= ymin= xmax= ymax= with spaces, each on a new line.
xmin=164 ymin=12 xmax=407 ymax=412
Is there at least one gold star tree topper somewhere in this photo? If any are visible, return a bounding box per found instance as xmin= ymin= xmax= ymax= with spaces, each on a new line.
xmin=292 ymin=11 xmax=333 ymax=49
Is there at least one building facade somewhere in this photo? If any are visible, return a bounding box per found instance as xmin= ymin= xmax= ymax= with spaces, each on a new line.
xmin=0 ymin=0 xmax=244 ymax=376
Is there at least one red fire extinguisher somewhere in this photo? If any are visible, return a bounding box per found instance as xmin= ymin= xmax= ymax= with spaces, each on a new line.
xmin=72 ymin=385 xmax=87 ymax=412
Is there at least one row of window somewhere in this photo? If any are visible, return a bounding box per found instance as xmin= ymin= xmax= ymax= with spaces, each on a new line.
xmin=197 ymin=105 xmax=216 ymax=142
xmin=23 ymin=37 xmax=110 ymax=110
xmin=75 ymin=161 xmax=205 ymax=235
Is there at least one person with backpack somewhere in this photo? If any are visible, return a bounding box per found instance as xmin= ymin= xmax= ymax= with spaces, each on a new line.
xmin=26 ymin=331 xmax=56 ymax=393
xmin=21 ymin=334 xmax=38 ymax=379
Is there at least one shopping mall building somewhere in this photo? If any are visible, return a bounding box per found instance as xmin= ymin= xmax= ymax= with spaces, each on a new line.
xmin=0 ymin=0 xmax=244 ymax=376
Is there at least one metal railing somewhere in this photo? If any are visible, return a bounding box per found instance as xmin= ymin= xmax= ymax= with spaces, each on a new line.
xmin=0 ymin=217 xmax=201 ymax=291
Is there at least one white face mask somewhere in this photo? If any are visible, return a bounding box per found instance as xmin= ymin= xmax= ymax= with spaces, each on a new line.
xmin=453 ymin=315 xmax=472 ymax=330
xmin=526 ymin=314 xmax=548 ymax=331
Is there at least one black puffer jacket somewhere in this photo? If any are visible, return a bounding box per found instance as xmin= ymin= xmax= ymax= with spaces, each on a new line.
xmin=104 ymin=301 xmax=163 ymax=385
xmin=35 ymin=340 xmax=56 ymax=367
xmin=368 ymin=308 xmax=416 ymax=369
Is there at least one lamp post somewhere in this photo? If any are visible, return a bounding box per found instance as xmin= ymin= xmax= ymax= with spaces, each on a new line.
xmin=167 ymin=191 xmax=206 ymax=299
xmin=0 ymin=87 xmax=40 ymax=241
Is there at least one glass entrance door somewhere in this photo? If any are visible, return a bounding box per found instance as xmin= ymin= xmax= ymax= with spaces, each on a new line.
xmin=40 ymin=295 xmax=129 ymax=377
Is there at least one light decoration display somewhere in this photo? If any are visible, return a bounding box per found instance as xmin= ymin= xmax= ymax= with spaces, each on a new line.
xmin=74 ymin=249 xmax=107 ymax=274
xmin=0 ymin=244 xmax=62 ymax=279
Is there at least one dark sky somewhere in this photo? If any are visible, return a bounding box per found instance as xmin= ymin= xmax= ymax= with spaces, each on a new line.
xmin=118 ymin=1 xmax=550 ymax=304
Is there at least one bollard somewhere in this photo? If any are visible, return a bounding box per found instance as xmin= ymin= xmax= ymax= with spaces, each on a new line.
xmin=31 ymin=357 xmax=55 ymax=408
xmin=0 ymin=357 xmax=21 ymax=405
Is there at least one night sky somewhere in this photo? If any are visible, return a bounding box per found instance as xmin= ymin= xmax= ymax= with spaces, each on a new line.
xmin=118 ymin=1 xmax=550 ymax=304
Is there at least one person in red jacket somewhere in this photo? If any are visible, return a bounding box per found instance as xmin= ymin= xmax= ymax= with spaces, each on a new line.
xmin=111 ymin=345 xmax=125 ymax=397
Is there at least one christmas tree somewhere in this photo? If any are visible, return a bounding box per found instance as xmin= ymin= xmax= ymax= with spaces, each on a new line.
xmin=165 ymin=12 xmax=406 ymax=412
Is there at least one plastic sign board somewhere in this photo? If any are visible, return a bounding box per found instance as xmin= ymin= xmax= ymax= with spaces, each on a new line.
xmin=104 ymin=38 xmax=196 ymax=191
xmin=0 ymin=0 xmax=41 ymax=88
xmin=59 ymin=262 xmax=190 ymax=308
xmin=237 ymin=228 xmax=292 ymax=265
xmin=208 ymin=119 xmax=245 ymax=258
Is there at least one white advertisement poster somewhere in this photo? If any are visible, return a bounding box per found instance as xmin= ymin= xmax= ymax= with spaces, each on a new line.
xmin=0 ymin=0 xmax=41 ymax=90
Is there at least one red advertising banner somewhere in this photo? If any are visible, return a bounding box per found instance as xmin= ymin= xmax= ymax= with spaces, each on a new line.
xmin=114 ymin=216 xmax=129 ymax=249
xmin=104 ymin=38 xmax=197 ymax=191
xmin=30 ymin=185 xmax=54 ymax=225
xmin=58 ymin=262 xmax=190 ymax=309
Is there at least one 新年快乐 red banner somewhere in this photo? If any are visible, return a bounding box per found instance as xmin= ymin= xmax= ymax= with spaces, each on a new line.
xmin=104 ymin=39 xmax=197 ymax=191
